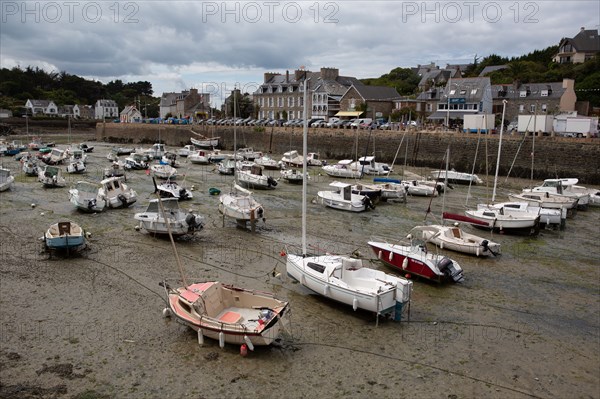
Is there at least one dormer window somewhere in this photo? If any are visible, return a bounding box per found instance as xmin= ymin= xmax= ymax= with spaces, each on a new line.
xmin=471 ymin=89 xmax=478 ymax=95
xmin=449 ymin=89 xmax=456 ymax=95
xmin=459 ymin=89 xmax=467 ymax=95
xmin=278 ymin=85 xmax=283 ymax=93
xmin=541 ymin=89 xmax=548 ymax=97
xmin=520 ymin=90 xmax=528 ymax=97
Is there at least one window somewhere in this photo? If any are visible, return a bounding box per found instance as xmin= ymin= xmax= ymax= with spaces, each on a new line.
xmin=519 ymin=105 xmax=525 ymax=112
xmin=471 ymin=89 xmax=478 ymax=95
xmin=459 ymin=89 xmax=466 ymax=95
xmin=541 ymin=89 xmax=548 ymax=97
xmin=520 ymin=90 xmax=527 ymax=97
xmin=530 ymin=104 xmax=536 ymax=113
xmin=449 ymin=89 xmax=456 ymax=95
xmin=307 ymin=262 xmax=325 ymax=273
xmin=541 ymin=104 xmax=547 ymax=112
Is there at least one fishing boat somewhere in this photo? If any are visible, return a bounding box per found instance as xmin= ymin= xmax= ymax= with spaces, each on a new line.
xmin=38 ymin=165 xmax=66 ymax=188
xmin=98 ymin=176 xmax=137 ymax=208
xmin=44 ymin=221 xmax=86 ymax=251
xmin=68 ymin=181 xmax=106 ymax=213
xmin=177 ymin=145 xmax=196 ymax=157
xmin=188 ymin=149 xmax=211 ymax=164
xmin=20 ymin=153 xmax=39 ymax=176
xmin=322 ymin=159 xmax=361 ymax=179
xmin=237 ymin=163 xmax=278 ymax=190
xmin=429 ymin=169 xmax=483 ymax=185
xmin=217 ymin=157 xmax=236 ymax=175
xmin=507 ymin=191 xmax=578 ymax=213
xmin=403 ymin=180 xmax=438 ymax=197
xmin=161 ymin=280 xmax=288 ymax=351
xmin=555 ymin=178 xmax=600 ymax=206
xmin=161 ymin=152 xmax=181 ymax=167
xmin=255 ymin=154 xmax=281 ymax=170
xmin=124 ymin=153 xmax=149 ymax=170
xmin=236 ymin=148 xmax=262 ymax=161
xmin=143 ymin=143 xmax=166 ymax=159
xmin=103 ymin=161 xmax=127 ymax=180
xmin=66 ymin=160 xmax=86 ymax=174
xmin=527 ymin=179 xmax=590 ymax=210
xmin=286 ymin=93 xmax=413 ymax=320
xmin=190 ymin=135 xmax=220 ymax=148
xmin=368 ymin=237 xmax=464 ymax=283
xmin=317 ymin=181 xmax=374 ymax=212
xmin=477 ymin=202 xmax=566 ymax=229
xmin=280 ymin=166 xmax=307 ymax=184
xmin=42 ymin=148 xmax=67 ymax=165
xmin=153 ymin=178 xmax=193 ymax=200
xmin=134 ymin=198 xmax=203 ymax=236
xmin=306 ymin=152 xmax=323 ymax=166
xmin=150 ymin=164 xmax=178 ymax=180
xmin=79 ymin=143 xmax=94 ymax=153
xmin=356 ymin=156 xmax=392 ymax=176
xmin=219 ymin=184 xmax=265 ymax=226
xmin=207 ymin=149 xmax=227 ymax=164
xmin=281 ymin=150 xmax=303 ymax=167
xmin=0 ymin=167 xmax=15 ymax=192
xmin=412 ymin=224 xmax=500 ymax=257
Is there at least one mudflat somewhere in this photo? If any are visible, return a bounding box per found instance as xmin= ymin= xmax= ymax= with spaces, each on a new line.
xmin=1 ymin=135 xmax=598 ymax=398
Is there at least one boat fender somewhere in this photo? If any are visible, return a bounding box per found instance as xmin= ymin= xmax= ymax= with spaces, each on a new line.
xmin=389 ymin=252 xmax=393 ymax=261
xmin=378 ymin=250 xmax=382 ymax=259
xmin=197 ymin=329 xmax=204 ymax=345
xmin=218 ymin=331 xmax=225 ymax=348
xmin=162 ymin=308 xmax=171 ymax=318
xmin=243 ymin=335 xmax=255 ymax=351
xmin=240 ymin=344 xmax=248 ymax=357
xmin=352 ymin=297 xmax=358 ymax=311
xmin=323 ymin=285 xmax=329 ymax=296
xmin=440 ymin=241 xmax=444 ymax=249
xmin=402 ymin=258 xmax=408 ymax=270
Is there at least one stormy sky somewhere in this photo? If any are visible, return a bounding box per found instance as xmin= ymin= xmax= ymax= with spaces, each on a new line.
xmin=1 ymin=1 xmax=598 ymax=103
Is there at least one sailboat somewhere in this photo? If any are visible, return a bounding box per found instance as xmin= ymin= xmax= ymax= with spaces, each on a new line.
xmin=448 ymin=101 xmax=541 ymax=235
xmin=157 ymin=193 xmax=288 ymax=353
xmin=412 ymin=148 xmax=501 ymax=257
xmin=285 ymin=73 xmax=412 ymax=321
xmin=218 ymin=86 xmax=266 ymax=230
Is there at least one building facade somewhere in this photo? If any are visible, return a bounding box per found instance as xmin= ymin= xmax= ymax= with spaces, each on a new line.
xmin=554 ymin=27 xmax=600 ymax=64
xmin=94 ymin=99 xmax=119 ymax=120
xmin=159 ymin=89 xmax=210 ymax=119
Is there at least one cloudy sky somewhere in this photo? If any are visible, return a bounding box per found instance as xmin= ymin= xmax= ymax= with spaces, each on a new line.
xmin=1 ymin=1 xmax=599 ymax=104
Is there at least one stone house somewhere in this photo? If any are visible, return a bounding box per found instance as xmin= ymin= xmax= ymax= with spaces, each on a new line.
xmin=554 ymin=27 xmax=600 ymax=64
xmin=159 ymin=89 xmax=210 ymax=119
xmin=73 ymin=104 xmax=94 ymax=119
xmin=254 ymin=67 xmax=361 ymax=121
xmin=491 ymin=78 xmax=577 ymax=124
xmin=57 ymin=105 xmax=74 ymax=118
xmin=338 ymin=84 xmax=401 ymax=120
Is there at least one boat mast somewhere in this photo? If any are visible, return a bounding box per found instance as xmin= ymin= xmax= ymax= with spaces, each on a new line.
xmin=301 ymin=71 xmax=308 ymax=256
xmin=233 ymin=86 xmax=238 ymax=184
xmin=492 ymin=100 xmax=507 ymax=202
xmin=441 ymin=147 xmax=449 ymax=222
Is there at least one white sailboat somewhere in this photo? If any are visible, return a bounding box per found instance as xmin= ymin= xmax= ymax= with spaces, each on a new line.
xmin=285 ymin=73 xmax=412 ymax=321
xmin=218 ymin=86 xmax=266 ymax=230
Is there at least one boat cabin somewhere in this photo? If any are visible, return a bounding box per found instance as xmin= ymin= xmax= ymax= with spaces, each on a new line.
xmin=330 ymin=181 xmax=352 ymax=200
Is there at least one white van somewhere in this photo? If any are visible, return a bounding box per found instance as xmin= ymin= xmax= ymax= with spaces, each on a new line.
xmin=350 ymin=118 xmax=372 ymax=128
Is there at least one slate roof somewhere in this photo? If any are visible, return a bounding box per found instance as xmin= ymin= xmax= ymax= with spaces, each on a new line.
xmin=561 ymin=28 xmax=600 ymax=52
xmin=350 ymin=84 xmax=400 ymax=101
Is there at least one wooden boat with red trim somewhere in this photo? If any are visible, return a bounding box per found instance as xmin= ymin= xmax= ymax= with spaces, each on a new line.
xmin=161 ymin=280 xmax=289 ymax=350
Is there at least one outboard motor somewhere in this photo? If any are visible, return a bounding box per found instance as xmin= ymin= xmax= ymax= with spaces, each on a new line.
xmin=117 ymin=194 xmax=128 ymax=207
xmin=87 ymin=199 xmax=96 ymax=210
xmin=186 ymin=213 xmax=204 ymax=232
xmin=179 ymin=188 xmax=188 ymax=199
xmin=438 ymin=257 xmax=464 ymax=283
xmin=362 ymin=196 xmax=375 ymax=210
xmin=267 ymin=176 xmax=278 ymax=187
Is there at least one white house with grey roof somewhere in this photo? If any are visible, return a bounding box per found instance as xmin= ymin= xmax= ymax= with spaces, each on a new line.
xmin=95 ymin=99 xmax=119 ymax=120
xmin=25 ymin=99 xmax=58 ymax=116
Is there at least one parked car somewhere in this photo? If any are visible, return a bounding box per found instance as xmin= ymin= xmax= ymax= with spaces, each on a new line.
xmin=350 ymin=118 xmax=372 ymax=129
xmin=325 ymin=117 xmax=340 ymax=128
xmin=339 ymin=120 xmax=353 ymax=129
xmin=313 ymin=120 xmax=328 ymax=128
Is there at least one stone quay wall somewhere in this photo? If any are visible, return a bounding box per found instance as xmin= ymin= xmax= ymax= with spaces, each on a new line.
xmin=96 ymin=123 xmax=600 ymax=184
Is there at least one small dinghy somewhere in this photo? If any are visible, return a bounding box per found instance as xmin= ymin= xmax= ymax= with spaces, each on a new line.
xmin=44 ymin=221 xmax=86 ymax=253
xmin=134 ymin=198 xmax=204 ymax=236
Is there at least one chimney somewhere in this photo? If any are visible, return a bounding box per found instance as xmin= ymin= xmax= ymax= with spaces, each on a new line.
xmin=581 ymin=26 xmax=585 ymax=31
xmin=286 ymin=70 xmax=289 ymax=83
xmin=264 ymin=72 xmax=279 ymax=83
xmin=320 ymin=67 xmax=339 ymax=80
